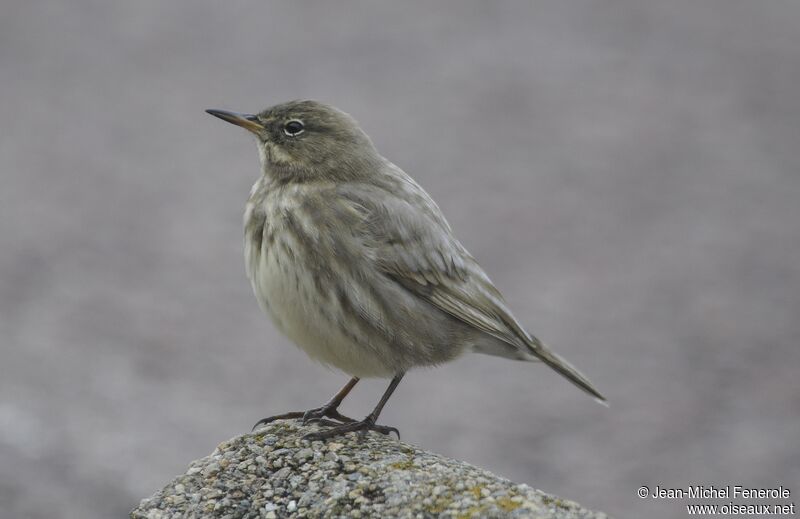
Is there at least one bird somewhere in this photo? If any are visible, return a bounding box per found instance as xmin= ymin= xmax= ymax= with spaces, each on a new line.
xmin=206 ymin=100 xmax=606 ymax=441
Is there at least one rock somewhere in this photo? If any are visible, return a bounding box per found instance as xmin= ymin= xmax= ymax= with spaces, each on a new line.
xmin=130 ymin=420 xmax=610 ymax=519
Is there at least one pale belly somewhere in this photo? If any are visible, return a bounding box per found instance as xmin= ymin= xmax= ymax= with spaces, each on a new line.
xmin=247 ymin=240 xmax=395 ymax=378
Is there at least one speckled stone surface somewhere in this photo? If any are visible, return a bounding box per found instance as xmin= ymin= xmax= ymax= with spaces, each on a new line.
xmin=131 ymin=420 xmax=610 ymax=519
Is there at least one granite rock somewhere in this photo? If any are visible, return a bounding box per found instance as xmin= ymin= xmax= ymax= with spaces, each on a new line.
xmin=131 ymin=420 xmax=610 ymax=519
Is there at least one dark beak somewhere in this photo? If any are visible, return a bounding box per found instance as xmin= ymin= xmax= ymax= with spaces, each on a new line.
xmin=205 ymin=109 xmax=264 ymax=133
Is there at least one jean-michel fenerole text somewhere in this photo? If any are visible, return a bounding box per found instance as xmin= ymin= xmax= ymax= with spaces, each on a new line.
xmin=650 ymin=485 xmax=790 ymax=500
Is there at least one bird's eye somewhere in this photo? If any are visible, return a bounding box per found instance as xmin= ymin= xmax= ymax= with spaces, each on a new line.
xmin=284 ymin=120 xmax=305 ymax=136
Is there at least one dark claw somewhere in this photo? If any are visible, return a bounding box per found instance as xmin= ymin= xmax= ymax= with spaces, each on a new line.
xmin=305 ymin=418 xmax=346 ymax=427
xmin=302 ymin=418 xmax=401 ymax=441
xmin=252 ymin=407 xmax=356 ymax=431
xmin=252 ymin=411 xmax=305 ymax=431
xmin=373 ymin=424 xmax=400 ymax=440
xmin=303 ymin=408 xmax=356 ymax=424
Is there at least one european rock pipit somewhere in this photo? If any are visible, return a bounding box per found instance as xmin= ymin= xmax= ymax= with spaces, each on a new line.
xmin=207 ymin=101 xmax=605 ymax=440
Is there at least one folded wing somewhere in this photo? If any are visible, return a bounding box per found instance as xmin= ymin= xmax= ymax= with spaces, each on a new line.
xmin=336 ymin=171 xmax=606 ymax=402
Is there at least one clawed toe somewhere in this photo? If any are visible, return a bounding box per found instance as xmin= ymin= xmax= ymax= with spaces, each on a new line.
xmin=304 ymin=418 xmax=344 ymax=427
xmin=303 ymin=418 xmax=400 ymax=441
xmin=252 ymin=407 xmax=356 ymax=432
xmin=366 ymin=424 xmax=400 ymax=439
xmin=251 ymin=375 xmax=404 ymax=441
xmin=303 ymin=408 xmax=355 ymax=424
xmin=252 ymin=411 xmax=305 ymax=431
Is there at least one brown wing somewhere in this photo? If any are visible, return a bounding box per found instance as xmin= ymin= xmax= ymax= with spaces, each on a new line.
xmin=338 ymin=177 xmax=536 ymax=353
xmin=336 ymin=171 xmax=606 ymax=403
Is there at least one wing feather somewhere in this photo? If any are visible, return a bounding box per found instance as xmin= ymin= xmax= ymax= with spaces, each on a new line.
xmin=335 ymin=169 xmax=606 ymax=402
xmin=338 ymin=176 xmax=534 ymax=352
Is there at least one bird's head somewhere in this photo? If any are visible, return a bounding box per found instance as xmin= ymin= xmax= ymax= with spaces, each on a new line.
xmin=206 ymin=100 xmax=382 ymax=182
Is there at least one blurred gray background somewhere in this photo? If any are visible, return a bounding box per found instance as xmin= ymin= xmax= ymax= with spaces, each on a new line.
xmin=2 ymin=1 xmax=799 ymax=518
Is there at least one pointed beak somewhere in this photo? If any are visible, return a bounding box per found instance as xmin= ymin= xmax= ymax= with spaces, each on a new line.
xmin=205 ymin=109 xmax=264 ymax=133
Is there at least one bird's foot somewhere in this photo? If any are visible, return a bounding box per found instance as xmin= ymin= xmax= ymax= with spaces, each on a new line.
xmin=303 ymin=416 xmax=400 ymax=441
xmin=252 ymin=406 xmax=355 ymax=431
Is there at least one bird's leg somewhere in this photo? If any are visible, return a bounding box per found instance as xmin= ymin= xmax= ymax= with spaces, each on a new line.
xmin=300 ymin=377 xmax=360 ymax=425
xmin=252 ymin=377 xmax=359 ymax=431
xmin=303 ymin=373 xmax=405 ymax=441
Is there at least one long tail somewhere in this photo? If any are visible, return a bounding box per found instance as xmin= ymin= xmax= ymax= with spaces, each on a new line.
xmin=527 ymin=337 xmax=607 ymax=405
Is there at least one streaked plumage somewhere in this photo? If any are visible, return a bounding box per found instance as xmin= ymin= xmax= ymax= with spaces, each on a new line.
xmin=207 ymin=100 xmax=605 ymax=440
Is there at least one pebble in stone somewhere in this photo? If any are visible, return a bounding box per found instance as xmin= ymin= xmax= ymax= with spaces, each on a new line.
xmin=130 ymin=420 xmax=611 ymax=519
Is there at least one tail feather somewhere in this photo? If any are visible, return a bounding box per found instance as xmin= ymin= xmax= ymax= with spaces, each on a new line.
xmin=527 ymin=339 xmax=607 ymax=405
